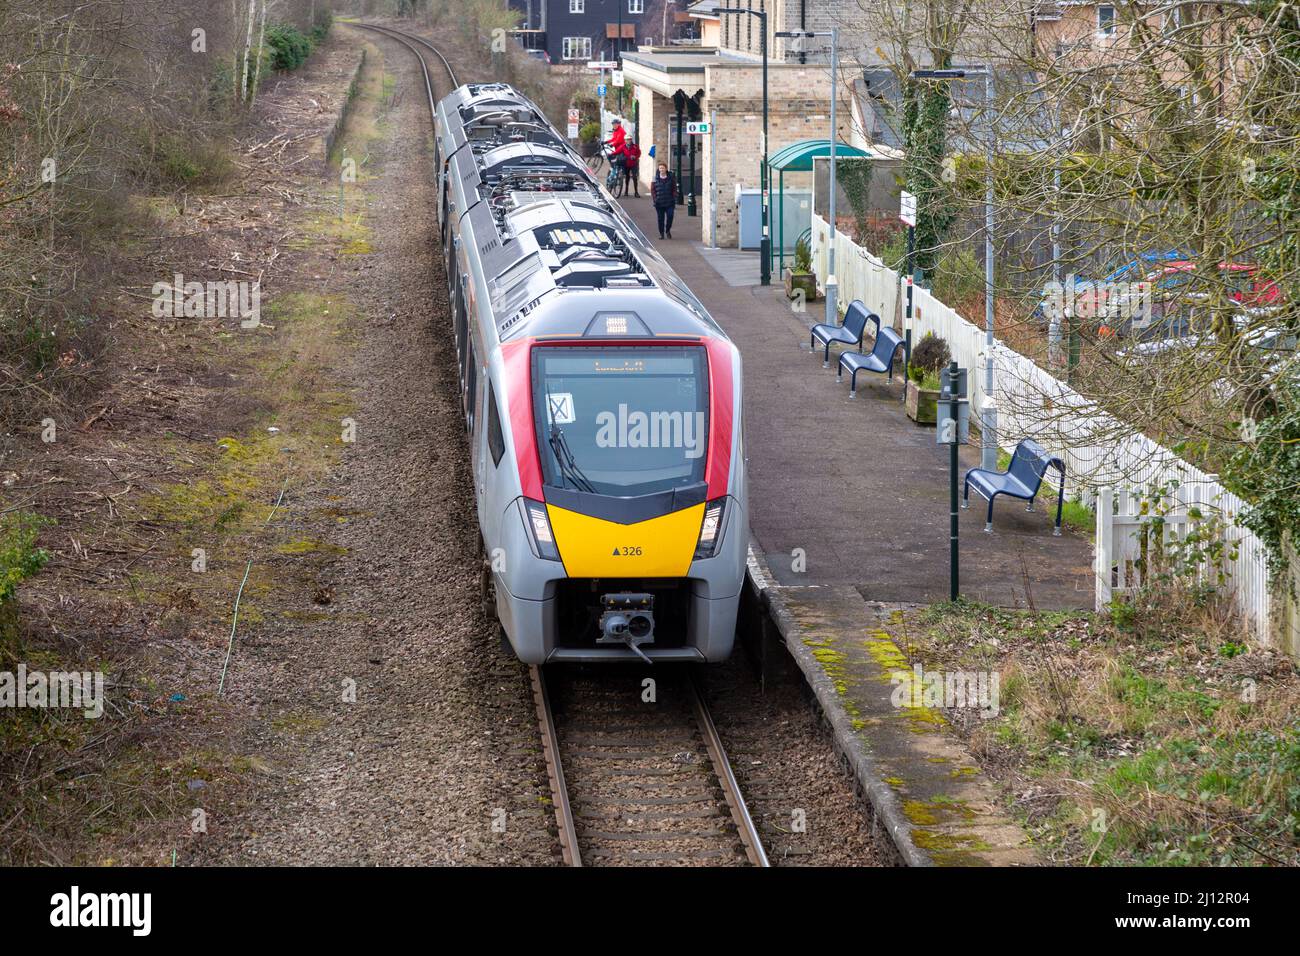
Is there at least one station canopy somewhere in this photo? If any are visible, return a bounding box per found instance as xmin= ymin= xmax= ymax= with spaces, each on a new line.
xmin=766 ymin=138 xmax=871 ymax=172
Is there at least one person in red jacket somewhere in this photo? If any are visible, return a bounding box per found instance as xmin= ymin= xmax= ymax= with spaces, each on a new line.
xmin=618 ymin=139 xmax=641 ymax=197
xmin=604 ymin=119 xmax=627 ymax=178
xmin=604 ymin=119 xmax=626 ymax=154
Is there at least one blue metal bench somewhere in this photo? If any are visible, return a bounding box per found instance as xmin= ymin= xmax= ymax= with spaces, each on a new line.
xmin=836 ymin=326 xmax=905 ymax=397
xmin=810 ymin=300 xmax=879 ymax=368
xmin=963 ymin=438 xmax=1066 ymax=535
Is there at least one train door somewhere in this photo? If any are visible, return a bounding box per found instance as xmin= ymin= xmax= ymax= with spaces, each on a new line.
xmin=440 ymin=163 xmax=450 ymax=247
xmin=465 ymin=337 xmax=478 ymax=434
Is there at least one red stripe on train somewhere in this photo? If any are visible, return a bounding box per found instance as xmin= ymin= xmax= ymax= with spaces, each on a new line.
xmin=501 ymin=338 xmax=543 ymax=500
xmin=702 ymin=337 xmax=734 ymax=500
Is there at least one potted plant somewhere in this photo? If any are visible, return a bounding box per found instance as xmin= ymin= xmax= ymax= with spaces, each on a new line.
xmin=784 ymin=235 xmax=820 ymax=302
xmin=905 ymin=332 xmax=950 ymax=425
xmin=578 ymin=121 xmax=601 ymax=157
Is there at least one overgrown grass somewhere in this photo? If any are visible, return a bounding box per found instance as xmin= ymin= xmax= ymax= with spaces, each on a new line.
xmin=907 ymin=596 xmax=1299 ymax=865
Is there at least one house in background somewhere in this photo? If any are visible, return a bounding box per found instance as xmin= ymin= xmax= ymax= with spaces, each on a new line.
xmin=506 ymin=0 xmax=657 ymax=67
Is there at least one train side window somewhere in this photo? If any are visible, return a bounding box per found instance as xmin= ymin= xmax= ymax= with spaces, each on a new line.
xmin=486 ymin=382 xmax=505 ymax=467
xmin=465 ymin=340 xmax=478 ymax=432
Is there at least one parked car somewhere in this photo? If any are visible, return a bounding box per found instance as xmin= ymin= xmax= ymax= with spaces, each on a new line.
xmin=1042 ymin=256 xmax=1285 ymax=342
xmin=1137 ymin=260 xmax=1285 ymax=340
xmin=1033 ymin=249 xmax=1186 ymax=328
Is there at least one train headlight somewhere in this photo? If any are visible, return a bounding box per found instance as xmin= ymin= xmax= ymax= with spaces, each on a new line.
xmin=694 ymin=499 xmax=727 ymax=560
xmin=523 ymin=499 xmax=562 ymax=562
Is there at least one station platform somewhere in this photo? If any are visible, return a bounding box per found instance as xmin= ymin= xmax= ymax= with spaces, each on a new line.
xmin=620 ymin=197 xmax=1095 ymax=610
xmin=620 ymin=197 xmax=1097 ymax=864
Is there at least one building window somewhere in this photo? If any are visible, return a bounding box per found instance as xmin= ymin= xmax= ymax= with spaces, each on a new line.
xmin=1097 ymin=5 xmax=1115 ymax=35
xmin=570 ymin=0 xmax=583 ymax=12
xmin=562 ymin=36 xmax=592 ymax=60
xmin=628 ymin=0 xmax=643 ymax=12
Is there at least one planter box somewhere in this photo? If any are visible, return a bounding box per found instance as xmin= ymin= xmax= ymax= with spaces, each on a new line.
xmin=905 ymin=379 xmax=939 ymax=425
xmin=784 ymin=269 xmax=819 ymax=302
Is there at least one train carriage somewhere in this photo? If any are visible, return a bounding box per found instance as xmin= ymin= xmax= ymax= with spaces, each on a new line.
xmin=432 ymin=83 xmax=747 ymax=664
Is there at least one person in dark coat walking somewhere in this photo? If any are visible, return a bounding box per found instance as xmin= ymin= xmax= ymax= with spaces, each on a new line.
xmin=651 ymin=162 xmax=676 ymax=239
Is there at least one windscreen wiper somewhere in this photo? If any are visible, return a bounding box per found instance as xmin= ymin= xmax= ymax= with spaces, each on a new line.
xmin=548 ymin=425 xmax=597 ymax=494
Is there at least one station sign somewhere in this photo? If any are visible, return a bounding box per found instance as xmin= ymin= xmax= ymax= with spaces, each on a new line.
xmin=900 ymin=190 xmax=917 ymax=227
xmin=686 ymin=121 xmax=711 ymax=135
xmin=586 ymin=60 xmax=618 ymax=70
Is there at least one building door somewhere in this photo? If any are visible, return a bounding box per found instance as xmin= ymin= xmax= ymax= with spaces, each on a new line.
xmin=667 ymin=114 xmax=703 ymax=199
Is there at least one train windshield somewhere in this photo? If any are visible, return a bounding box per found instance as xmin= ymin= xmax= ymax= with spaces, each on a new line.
xmin=532 ymin=346 xmax=710 ymax=497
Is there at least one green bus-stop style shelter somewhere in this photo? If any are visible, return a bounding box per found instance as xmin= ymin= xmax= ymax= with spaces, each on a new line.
xmin=764 ymin=138 xmax=872 ymax=277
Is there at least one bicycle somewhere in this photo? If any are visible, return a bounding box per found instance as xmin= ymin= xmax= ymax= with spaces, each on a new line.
xmin=587 ymin=145 xmax=624 ymax=191
xmin=585 ymin=144 xmax=610 ymax=174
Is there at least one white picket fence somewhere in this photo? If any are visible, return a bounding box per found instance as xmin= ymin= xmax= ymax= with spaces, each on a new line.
xmin=810 ymin=214 xmax=1272 ymax=637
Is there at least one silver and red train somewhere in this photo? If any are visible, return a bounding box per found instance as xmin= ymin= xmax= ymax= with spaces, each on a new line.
xmin=433 ymin=83 xmax=747 ymax=664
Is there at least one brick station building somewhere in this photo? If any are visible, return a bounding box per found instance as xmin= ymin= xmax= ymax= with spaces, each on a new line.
xmin=620 ymin=0 xmax=861 ymax=247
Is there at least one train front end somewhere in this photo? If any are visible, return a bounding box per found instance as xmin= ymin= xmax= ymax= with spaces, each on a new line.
xmin=497 ymin=323 xmax=747 ymax=664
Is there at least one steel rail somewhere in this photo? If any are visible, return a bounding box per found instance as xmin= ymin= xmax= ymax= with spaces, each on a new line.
xmin=529 ymin=665 xmax=582 ymax=866
xmin=349 ymin=21 xmax=456 ymax=118
xmin=687 ymin=673 xmax=770 ymax=867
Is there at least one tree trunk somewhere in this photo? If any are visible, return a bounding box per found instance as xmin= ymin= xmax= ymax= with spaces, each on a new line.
xmin=239 ymin=0 xmax=256 ymax=103
xmin=249 ymin=0 xmax=268 ymax=107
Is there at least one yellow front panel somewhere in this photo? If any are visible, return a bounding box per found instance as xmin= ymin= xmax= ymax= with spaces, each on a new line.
xmin=546 ymin=502 xmax=705 ymax=578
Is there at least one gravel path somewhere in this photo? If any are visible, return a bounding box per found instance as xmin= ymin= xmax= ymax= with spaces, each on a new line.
xmin=195 ymin=28 xmax=553 ymax=866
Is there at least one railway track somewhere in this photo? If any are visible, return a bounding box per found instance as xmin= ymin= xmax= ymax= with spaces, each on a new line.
xmin=532 ymin=666 xmax=770 ymax=867
xmin=356 ymin=18 xmax=769 ymax=869
xmin=351 ymin=20 xmax=459 ymax=105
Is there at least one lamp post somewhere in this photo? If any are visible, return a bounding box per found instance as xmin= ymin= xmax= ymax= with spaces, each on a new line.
xmin=911 ymin=66 xmax=998 ymax=469
xmin=776 ymin=27 xmax=838 ymax=326
xmin=717 ymin=6 xmax=770 ymax=285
